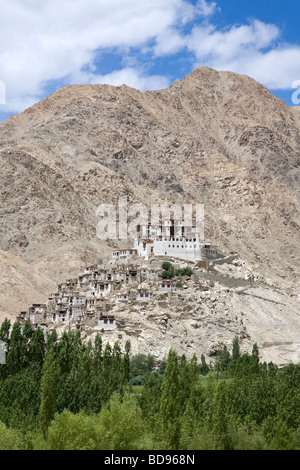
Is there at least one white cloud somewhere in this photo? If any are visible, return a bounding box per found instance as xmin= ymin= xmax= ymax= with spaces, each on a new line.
xmin=78 ymin=67 xmax=171 ymax=91
xmin=195 ymin=0 xmax=219 ymax=17
xmin=1 ymin=0 xmax=300 ymax=114
xmin=185 ymin=19 xmax=300 ymax=90
xmin=1 ymin=0 xmax=198 ymax=111
xmin=187 ymin=20 xmax=280 ymax=61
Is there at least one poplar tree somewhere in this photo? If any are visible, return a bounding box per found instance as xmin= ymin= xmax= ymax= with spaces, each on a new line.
xmin=160 ymin=349 xmax=181 ymax=450
xmin=46 ymin=329 xmax=58 ymax=353
xmin=0 ymin=318 xmax=11 ymax=378
xmin=250 ymin=343 xmax=260 ymax=376
xmin=93 ymin=333 xmax=103 ymax=372
xmin=0 ymin=318 xmax=11 ymax=344
xmin=232 ymin=336 xmax=241 ymax=362
xmin=122 ymin=340 xmax=131 ymax=385
xmin=39 ymin=346 xmax=59 ymax=440
xmin=22 ymin=320 xmax=34 ymax=367
xmin=30 ymin=327 xmax=46 ymax=366
xmin=6 ymin=321 xmax=23 ymax=375
xmin=212 ymin=380 xmax=232 ymax=450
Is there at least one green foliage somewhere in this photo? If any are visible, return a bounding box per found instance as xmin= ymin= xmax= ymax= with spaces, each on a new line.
xmin=39 ymin=347 xmax=59 ymax=439
xmin=0 ymin=421 xmax=24 ymax=450
xmin=46 ymin=409 xmax=102 ymax=450
xmin=39 ymin=394 xmax=149 ymax=450
xmin=30 ymin=327 xmax=46 ymax=366
xmin=129 ymin=374 xmax=147 ymax=386
xmin=176 ymin=266 xmax=194 ymax=277
xmin=199 ymin=354 xmax=210 ymax=375
xmin=0 ymin=363 xmax=42 ymax=431
xmin=6 ymin=321 xmax=24 ymax=374
xmin=97 ymin=394 xmax=146 ymax=450
xmin=130 ymin=353 xmax=155 ymax=378
xmin=160 ymin=349 xmax=182 ymax=449
xmin=161 ymin=262 xmax=193 ymax=280
xmin=161 ymin=261 xmax=172 ymax=271
xmin=138 ymin=371 xmax=163 ymax=433
xmin=1 ymin=318 xmax=300 ymax=451
xmin=231 ymin=336 xmax=240 ymax=362
xmin=161 ymin=269 xmax=174 ymax=279
xmin=0 ymin=318 xmax=11 ymax=343
xmin=212 ymin=380 xmax=233 ymax=450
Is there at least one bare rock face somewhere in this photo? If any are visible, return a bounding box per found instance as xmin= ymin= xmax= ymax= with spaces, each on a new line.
xmin=0 ymin=67 xmax=299 ymax=362
xmin=0 ymin=249 xmax=56 ymax=320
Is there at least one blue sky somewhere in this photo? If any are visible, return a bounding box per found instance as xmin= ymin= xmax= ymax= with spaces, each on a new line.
xmin=1 ymin=0 xmax=300 ymax=122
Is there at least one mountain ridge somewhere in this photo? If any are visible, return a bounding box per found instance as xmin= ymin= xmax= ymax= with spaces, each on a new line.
xmin=0 ymin=66 xmax=299 ymax=362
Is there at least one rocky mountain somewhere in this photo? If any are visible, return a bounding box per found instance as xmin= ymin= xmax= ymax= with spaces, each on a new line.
xmin=0 ymin=67 xmax=299 ymax=363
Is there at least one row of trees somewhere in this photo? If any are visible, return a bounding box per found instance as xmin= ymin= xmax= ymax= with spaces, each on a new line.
xmin=0 ymin=319 xmax=130 ymax=432
xmin=136 ymin=343 xmax=300 ymax=450
xmin=1 ymin=318 xmax=300 ymax=450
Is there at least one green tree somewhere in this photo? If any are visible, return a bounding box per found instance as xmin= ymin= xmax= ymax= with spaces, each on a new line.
xmin=176 ymin=266 xmax=193 ymax=277
xmin=276 ymin=364 xmax=300 ymax=429
xmin=98 ymin=394 xmax=146 ymax=450
xmin=130 ymin=353 xmax=155 ymax=380
xmin=0 ymin=318 xmax=11 ymax=344
xmin=0 ymin=421 xmax=24 ymax=450
xmin=162 ymin=261 xmax=172 ymax=271
xmin=6 ymin=321 xmax=24 ymax=375
xmin=218 ymin=345 xmax=231 ymax=372
xmin=46 ymin=329 xmax=58 ymax=353
xmin=250 ymin=343 xmax=260 ymax=376
xmin=39 ymin=347 xmax=59 ymax=439
xmin=0 ymin=318 xmax=11 ymax=379
xmin=161 ymin=269 xmax=174 ymax=279
xmin=46 ymin=409 xmax=101 ymax=450
xmin=160 ymin=349 xmax=181 ymax=449
xmin=30 ymin=327 xmax=46 ymax=366
xmin=139 ymin=372 xmax=163 ymax=431
xmin=232 ymin=336 xmax=240 ymax=362
xmin=122 ymin=340 xmax=131 ymax=385
xmin=212 ymin=380 xmax=232 ymax=450
xmin=228 ymin=336 xmax=241 ymax=376
xmin=0 ymin=363 xmax=42 ymax=431
xmin=75 ymin=342 xmax=93 ymax=412
xmin=93 ymin=333 xmax=103 ymax=372
xmin=199 ymin=354 xmax=210 ymax=375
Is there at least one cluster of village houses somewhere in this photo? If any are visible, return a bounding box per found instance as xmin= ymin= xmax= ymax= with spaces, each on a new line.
xmin=16 ymin=220 xmax=221 ymax=336
xmin=16 ymin=257 xmax=178 ymax=336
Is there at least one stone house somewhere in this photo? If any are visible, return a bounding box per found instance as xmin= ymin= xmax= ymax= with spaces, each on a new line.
xmin=29 ymin=304 xmax=47 ymax=324
xmin=136 ymin=289 xmax=153 ymax=301
xmin=98 ymin=314 xmax=116 ymax=330
xmin=158 ymin=280 xmax=177 ymax=292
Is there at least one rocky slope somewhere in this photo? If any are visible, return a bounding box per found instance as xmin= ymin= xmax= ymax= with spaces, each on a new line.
xmin=0 ymin=67 xmax=299 ymax=362
xmin=0 ymin=249 xmax=56 ymax=320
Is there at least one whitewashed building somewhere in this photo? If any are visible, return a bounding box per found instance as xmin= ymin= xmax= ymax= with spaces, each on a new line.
xmin=134 ymin=219 xmax=203 ymax=263
xmin=117 ymin=292 xmax=129 ymax=302
xmin=112 ymin=249 xmax=137 ymax=261
xmin=158 ymin=280 xmax=177 ymax=292
xmin=98 ymin=315 xmax=116 ymax=330
xmin=136 ymin=289 xmax=153 ymax=301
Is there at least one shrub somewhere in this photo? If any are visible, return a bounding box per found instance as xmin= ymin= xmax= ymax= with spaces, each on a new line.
xmin=0 ymin=421 xmax=24 ymax=450
xmin=162 ymin=261 xmax=172 ymax=271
